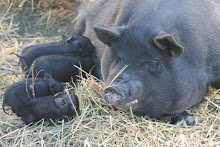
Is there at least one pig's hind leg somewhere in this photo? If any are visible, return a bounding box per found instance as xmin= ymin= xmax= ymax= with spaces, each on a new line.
xmin=170 ymin=111 xmax=195 ymax=126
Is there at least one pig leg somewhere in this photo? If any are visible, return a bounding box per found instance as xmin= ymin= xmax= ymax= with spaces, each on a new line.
xmin=211 ymin=81 xmax=220 ymax=89
xmin=4 ymin=100 xmax=22 ymax=116
xmin=21 ymin=114 xmax=36 ymax=125
xmin=170 ymin=111 xmax=195 ymax=126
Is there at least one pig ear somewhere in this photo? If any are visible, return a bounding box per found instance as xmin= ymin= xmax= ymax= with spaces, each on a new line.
xmin=154 ymin=33 xmax=184 ymax=58
xmin=54 ymin=98 xmax=67 ymax=109
xmin=94 ymin=25 xmax=125 ymax=46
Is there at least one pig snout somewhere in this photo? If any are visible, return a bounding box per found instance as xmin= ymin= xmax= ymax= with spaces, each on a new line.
xmin=103 ymin=78 xmax=144 ymax=110
xmin=104 ymin=86 xmax=123 ymax=105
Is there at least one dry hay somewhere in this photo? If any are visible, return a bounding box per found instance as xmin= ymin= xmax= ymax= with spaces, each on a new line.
xmin=0 ymin=0 xmax=219 ymax=146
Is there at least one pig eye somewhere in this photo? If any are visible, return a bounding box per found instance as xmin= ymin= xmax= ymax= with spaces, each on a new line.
xmin=142 ymin=62 xmax=162 ymax=73
xmin=115 ymin=57 xmax=121 ymax=64
xmin=113 ymin=57 xmax=121 ymax=67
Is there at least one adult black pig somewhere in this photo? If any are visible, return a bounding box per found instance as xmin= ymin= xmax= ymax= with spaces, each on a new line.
xmin=72 ymin=0 xmax=220 ymax=125
xmin=31 ymin=54 xmax=100 ymax=82
xmin=12 ymin=36 xmax=94 ymax=75
xmin=2 ymin=73 xmax=63 ymax=116
xmin=20 ymin=93 xmax=80 ymax=125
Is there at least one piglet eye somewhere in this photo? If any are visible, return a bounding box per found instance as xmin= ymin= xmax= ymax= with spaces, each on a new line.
xmin=62 ymin=100 xmax=66 ymax=105
xmin=51 ymin=84 xmax=55 ymax=89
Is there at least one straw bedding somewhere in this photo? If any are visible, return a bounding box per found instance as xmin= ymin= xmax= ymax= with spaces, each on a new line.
xmin=0 ymin=0 xmax=219 ymax=146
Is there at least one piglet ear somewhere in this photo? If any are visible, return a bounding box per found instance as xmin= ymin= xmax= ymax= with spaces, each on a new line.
xmin=94 ymin=25 xmax=125 ymax=46
xmin=44 ymin=73 xmax=53 ymax=80
xmin=44 ymin=73 xmax=56 ymax=89
xmin=154 ymin=33 xmax=184 ymax=58
xmin=62 ymin=34 xmax=69 ymax=41
xmin=54 ymin=98 xmax=67 ymax=109
xmin=67 ymin=36 xmax=77 ymax=43
xmin=54 ymin=92 xmax=64 ymax=97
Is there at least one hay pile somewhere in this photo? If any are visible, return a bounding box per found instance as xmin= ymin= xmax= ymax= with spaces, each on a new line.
xmin=0 ymin=0 xmax=219 ymax=146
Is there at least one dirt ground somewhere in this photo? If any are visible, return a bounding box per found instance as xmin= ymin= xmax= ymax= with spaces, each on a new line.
xmin=0 ymin=0 xmax=219 ymax=146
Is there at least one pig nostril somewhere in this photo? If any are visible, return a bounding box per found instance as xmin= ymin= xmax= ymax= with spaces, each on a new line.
xmin=103 ymin=93 xmax=110 ymax=103
xmin=103 ymin=90 xmax=122 ymax=105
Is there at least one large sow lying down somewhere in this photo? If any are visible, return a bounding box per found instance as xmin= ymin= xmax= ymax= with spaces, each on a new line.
xmin=72 ymin=0 xmax=220 ymax=125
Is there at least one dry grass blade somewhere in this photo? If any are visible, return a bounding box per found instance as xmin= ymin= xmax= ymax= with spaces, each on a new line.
xmin=107 ymin=64 xmax=129 ymax=87
xmin=0 ymin=3 xmax=13 ymax=24
xmin=0 ymin=0 xmax=219 ymax=146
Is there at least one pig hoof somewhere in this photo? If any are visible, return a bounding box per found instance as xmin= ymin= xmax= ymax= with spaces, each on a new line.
xmin=171 ymin=111 xmax=195 ymax=126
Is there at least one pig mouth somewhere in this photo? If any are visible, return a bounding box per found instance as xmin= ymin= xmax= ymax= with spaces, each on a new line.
xmin=125 ymin=99 xmax=139 ymax=107
xmin=116 ymin=98 xmax=140 ymax=111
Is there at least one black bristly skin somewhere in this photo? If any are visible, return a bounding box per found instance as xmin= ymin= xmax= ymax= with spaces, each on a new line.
xmin=15 ymin=35 xmax=71 ymax=74
xmin=11 ymin=36 xmax=95 ymax=76
xmin=20 ymin=35 xmax=70 ymax=55
xmin=2 ymin=74 xmax=63 ymax=116
xmin=31 ymin=54 xmax=100 ymax=82
xmin=71 ymin=0 xmax=220 ymax=125
xmin=20 ymin=93 xmax=80 ymax=125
